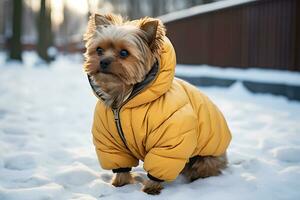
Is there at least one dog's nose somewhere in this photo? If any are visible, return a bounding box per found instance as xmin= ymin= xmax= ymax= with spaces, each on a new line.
xmin=100 ymin=58 xmax=112 ymax=70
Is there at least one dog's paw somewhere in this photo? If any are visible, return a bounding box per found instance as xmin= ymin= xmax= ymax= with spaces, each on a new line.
xmin=111 ymin=172 xmax=134 ymax=187
xmin=142 ymin=180 xmax=163 ymax=195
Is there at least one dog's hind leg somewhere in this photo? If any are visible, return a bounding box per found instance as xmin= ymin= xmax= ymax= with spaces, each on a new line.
xmin=181 ymin=153 xmax=228 ymax=182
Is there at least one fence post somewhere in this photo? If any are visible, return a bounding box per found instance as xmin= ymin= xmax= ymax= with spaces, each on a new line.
xmin=295 ymin=0 xmax=300 ymax=70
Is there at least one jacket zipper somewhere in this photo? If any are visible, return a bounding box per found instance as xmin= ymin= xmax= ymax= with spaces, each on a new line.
xmin=112 ymin=108 xmax=129 ymax=149
xmin=110 ymin=61 xmax=160 ymax=150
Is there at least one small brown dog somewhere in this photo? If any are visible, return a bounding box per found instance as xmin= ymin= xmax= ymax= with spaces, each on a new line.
xmin=83 ymin=13 xmax=231 ymax=195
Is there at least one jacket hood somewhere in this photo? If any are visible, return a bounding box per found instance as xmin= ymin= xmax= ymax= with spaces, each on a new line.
xmin=88 ymin=37 xmax=176 ymax=108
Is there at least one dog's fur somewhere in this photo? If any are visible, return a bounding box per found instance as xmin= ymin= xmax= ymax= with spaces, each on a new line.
xmin=83 ymin=13 xmax=165 ymax=108
xmin=181 ymin=154 xmax=228 ymax=182
xmin=83 ymin=13 xmax=228 ymax=195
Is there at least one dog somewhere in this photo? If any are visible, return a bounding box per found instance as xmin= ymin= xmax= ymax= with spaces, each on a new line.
xmin=83 ymin=13 xmax=231 ymax=195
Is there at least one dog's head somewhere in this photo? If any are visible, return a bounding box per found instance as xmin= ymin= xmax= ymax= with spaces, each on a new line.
xmin=83 ymin=14 xmax=165 ymax=107
xmin=83 ymin=13 xmax=165 ymax=89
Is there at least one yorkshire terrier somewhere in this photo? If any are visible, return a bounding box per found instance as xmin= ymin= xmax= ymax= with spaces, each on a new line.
xmin=83 ymin=13 xmax=231 ymax=195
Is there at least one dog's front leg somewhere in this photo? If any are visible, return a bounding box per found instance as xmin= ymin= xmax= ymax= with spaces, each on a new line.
xmin=112 ymin=172 xmax=134 ymax=187
xmin=142 ymin=179 xmax=164 ymax=195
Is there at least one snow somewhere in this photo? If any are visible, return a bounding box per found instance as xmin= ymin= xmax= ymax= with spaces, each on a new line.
xmin=0 ymin=52 xmax=300 ymax=200
xmin=160 ymin=0 xmax=256 ymax=23
xmin=176 ymin=64 xmax=300 ymax=86
xmin=271 ymin=146 xmax=300 ymax=163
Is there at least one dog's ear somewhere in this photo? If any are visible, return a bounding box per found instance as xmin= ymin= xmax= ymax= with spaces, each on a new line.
xmin=139 ymin=17 xmax=166 ymax=54
xmin=84 ymin=13 xmax=123 ymax=43
xmin=94 ymin=14 xmax=112 ymax=26
xmin=140 ymin=20 xmax=158 ymax=45
xmin=94 ymin=13 xmax=123 ymax=26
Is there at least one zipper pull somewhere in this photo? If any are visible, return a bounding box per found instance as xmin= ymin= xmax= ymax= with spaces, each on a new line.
xmin=112 ymin=109 xmax=119 ymax=121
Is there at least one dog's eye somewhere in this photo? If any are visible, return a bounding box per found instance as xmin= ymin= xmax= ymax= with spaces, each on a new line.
xmin=96 ymin=47 xmax=103 ymax=55
xmin=119 ymin=49 xmax=129 ymax=58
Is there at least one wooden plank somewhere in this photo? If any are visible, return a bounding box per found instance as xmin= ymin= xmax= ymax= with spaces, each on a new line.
xmin=164 ymin=0 xmax=299 ymax=71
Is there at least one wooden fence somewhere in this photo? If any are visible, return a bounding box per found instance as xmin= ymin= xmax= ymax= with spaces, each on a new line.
xmin=162 ymin=0 xmax=300 ymax=71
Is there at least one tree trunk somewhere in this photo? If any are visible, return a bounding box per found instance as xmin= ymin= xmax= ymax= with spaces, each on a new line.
xmin=9 ymin=0 xmax=23 ymax=61
xmin=37 ymin=0 xmax=53 ymax=63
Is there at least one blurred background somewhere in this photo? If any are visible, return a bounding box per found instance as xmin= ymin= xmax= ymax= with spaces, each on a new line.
xmin=0 ymin=0 xmax=222 ymax=63
xmin=0 ymin=0 xmax=299 ymax=99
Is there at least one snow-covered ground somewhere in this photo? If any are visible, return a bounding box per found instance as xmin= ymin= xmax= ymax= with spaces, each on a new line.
xmin=176 ymin=65 xmax=300 ymax=86
xmin=0 ymin=53 xmax=300 ymax=200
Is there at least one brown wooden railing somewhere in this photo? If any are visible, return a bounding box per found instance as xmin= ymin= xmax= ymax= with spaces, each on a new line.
xmin=162 ymin=0 xmax=300 ymax=71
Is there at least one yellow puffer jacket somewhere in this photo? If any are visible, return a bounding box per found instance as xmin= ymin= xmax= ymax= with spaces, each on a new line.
xmin=90 ymin=37 xmax=231 ymax=181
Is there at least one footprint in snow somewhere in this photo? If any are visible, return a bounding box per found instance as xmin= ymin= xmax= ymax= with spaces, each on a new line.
xmin=16 ymin=175 xmax=52 ymax=188
xmin=271 ymin=146 xmax=300 ymax=163
xmin=0 ymin=109 xmax=7 ymax=119
xmin=3 ymin=127 xmax=29 ymax=135
xmin=0 ymin=183 xmax=63 ymax=200
xmin=88 ymin=179 xmax=115 ymax=198
xmin=0 ymin=158 xmax=4 ymax=168
xmin=99 ymin=173 xmax=112 ymax=183
xmin=55 ymin=162 xmax=99 ymax=187
xmin=4 ymin=152 xmax=37 ymax=170
xmin=70 ymin=193 xmax=98 ymax=200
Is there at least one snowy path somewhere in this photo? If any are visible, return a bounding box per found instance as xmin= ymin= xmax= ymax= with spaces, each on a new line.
xmin=0 ymin=55 xmax=300 ymax=200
